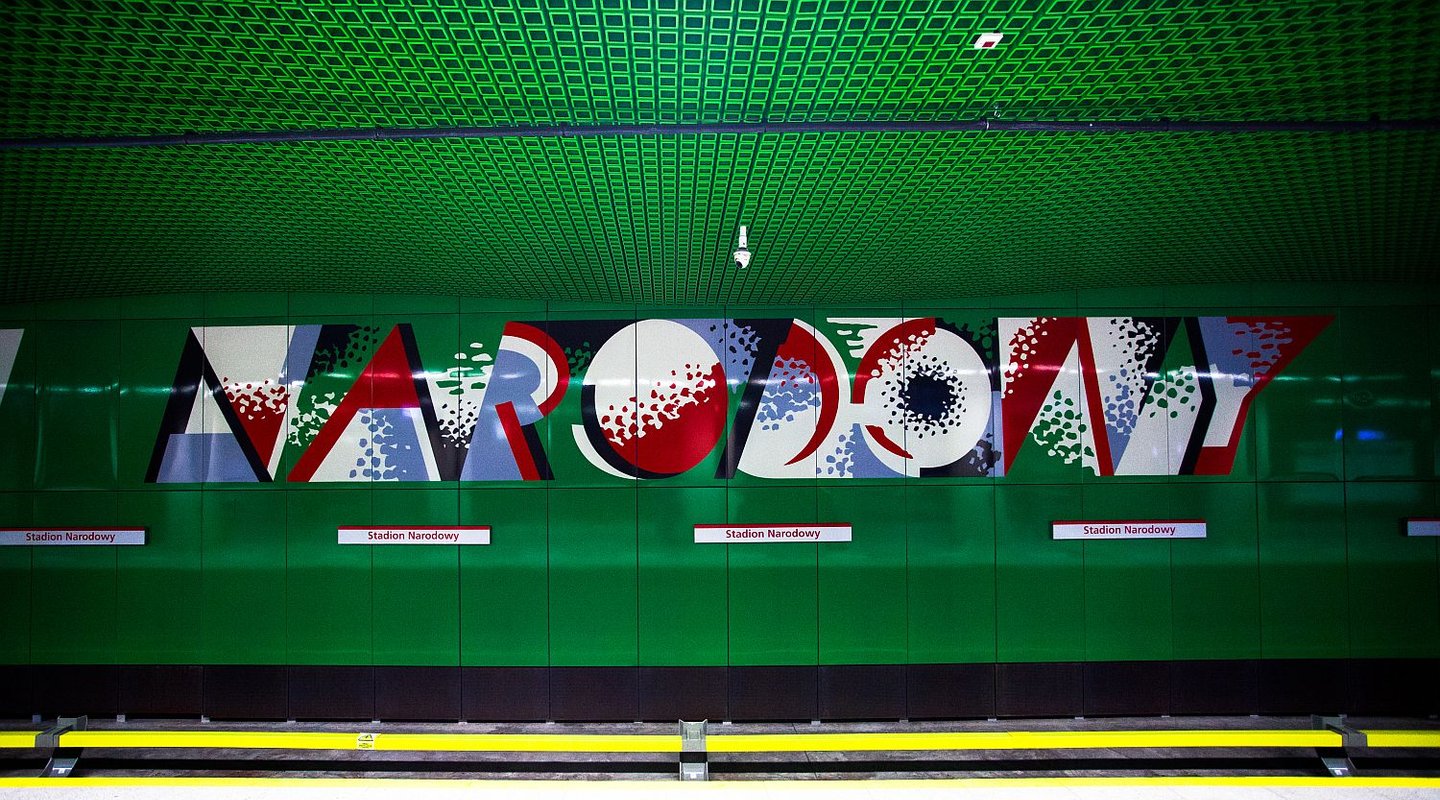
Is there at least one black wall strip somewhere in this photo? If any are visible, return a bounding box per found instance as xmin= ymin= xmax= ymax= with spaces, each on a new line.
xmin=1 ymin=659 xmax=1436 ymax=722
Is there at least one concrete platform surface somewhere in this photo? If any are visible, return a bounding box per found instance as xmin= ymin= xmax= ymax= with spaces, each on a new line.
xmin=3 ymin=777 xmax=1440 ymax=800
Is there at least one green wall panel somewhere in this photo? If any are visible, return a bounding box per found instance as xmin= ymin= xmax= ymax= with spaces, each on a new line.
xmin=202 ymin=489 xmax=286 ymax=664
xmin=34 ymin=322 xmax=120 ymax=490
xmin=116 ymin=490 xmax=203 ymax=663
xmin=459 ymin=487 xmax=549 ymax=666
xmin=286 ymin=489 xmax=372 ymax=665
xmin=291 ymin=292 xmax=373 ymax=318
xmin=727 ymin=486 xmax=818 ymax=665
xmin=995 ymin=484 xmax=1084 ymax=662
xmin=638 ymin=487 xmax=727 ymax=666
xmin=121 ymin=293 xmax=206 ymax=320
xmin=818 ymin=485 xmax=906 ymax=664
xmin=29 ymin=491 xmax=118 ymax=664
xmin=119 ymin=319 xmax=192 ymax=489
xmin=906 ymin=484 xmax=997 ymax=664
xmin=0 ymin=493 xmax=33 ymax=664
xmin=548 ymin=487 xmax=637 ymax=666
xmin=1169 ymin=483 xmax=1261 ymax=659
xmin=1342 ymin=308 xmax=1434 ymax=481
xmin=373 ymin=293 xmax=460 ymax=316
xmin=1345 ymin=482 xmax=1440 ymax=658
xmin=1258 ymin=482 xmax=1349 ymax=658
xmin=371 ymin=488 xmax=460 ymax=666
xmin=1079 ymin=483 xmax=1173 ymax=662
xmin=1254 ymin=310 xmax=1342 ymax=481
xmin=203 ymin=292 xmax=286 ymax=320
xmin=3 ymin=289 xmax=1439 ymax=670
xmin=1433 ymin=309 xmax=1440 ymax=478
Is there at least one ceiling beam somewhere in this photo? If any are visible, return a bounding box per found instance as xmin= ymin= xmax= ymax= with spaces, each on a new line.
xmin=4 ymin=118 xmax=1438 ymax=151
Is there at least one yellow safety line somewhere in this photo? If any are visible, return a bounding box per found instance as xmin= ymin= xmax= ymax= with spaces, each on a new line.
xmin=0 ymin=731 xmax=38 ymax=748
xmin=55 ymin=728 xmax=1350 ymax=753
xmin=370 ymin=733 xmax=680 ymax=753
xmin=1360 ymin=729 xmax=1440 ymax=748
xmin=58 ymin=730 xmax=680 ymax=753
xmin=2 ymin=776 xmax=1440 ymax=789
xmin=707 ymin=729 xmax=1340 ymax=752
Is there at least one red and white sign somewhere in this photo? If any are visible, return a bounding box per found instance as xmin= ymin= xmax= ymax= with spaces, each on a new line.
xmin=1052 ymin=520 xmax=1206 ymax=540
xmin=1407 ymin=518 xmax=1440 ymax=537
xmin=695 ymin=524 xmax=852 ymax=543
xmin=338 ymin=527 xmax=490 ymax=545
xmin=0 ymin=528 xmax=146 ymax=546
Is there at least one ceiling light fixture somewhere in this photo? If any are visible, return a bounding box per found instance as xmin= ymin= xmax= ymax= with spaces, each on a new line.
xmin=733 ymin=225 xmax=751 ymax=269
xmin=974 ymin=32 xmax=1004 ymax=49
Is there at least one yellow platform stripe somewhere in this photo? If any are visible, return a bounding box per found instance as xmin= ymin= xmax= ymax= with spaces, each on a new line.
xmin=707 ymin=729 xmax=1340 ymax=752
xmin=2 ymin=776 xmax=1440 ymax=789
xmin=1360 ymin=729 xmax=1440 ymax=748
xmin=0 ymin=731 xmax=38 ymax=748
xmin=53 ymin=728 xmax=1349 ymax=753
xmin=58 ymin=730 xmax=680 ymax=753
xmin=369 ymin=733 xmax=679 ymax=752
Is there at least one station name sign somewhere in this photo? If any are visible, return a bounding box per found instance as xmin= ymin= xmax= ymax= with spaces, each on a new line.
xmin=338 ymin=527 xmax=491 ymax=545
xmin=695 ymin=524 xmax=852 ymax=543
xmin=1052 ymin=520 xmax=1207 ymax=540
xmin=0 ymin=528 xmax=146 ymax=546
xmin=1406 ymin=519 xmax=1440 ymax=537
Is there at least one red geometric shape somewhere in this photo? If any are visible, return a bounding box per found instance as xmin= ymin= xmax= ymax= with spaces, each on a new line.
xmin=1001 ymin=317 xmax=1080 ymax=473
xmin=287 ymin=325 xmax=422 ymax=482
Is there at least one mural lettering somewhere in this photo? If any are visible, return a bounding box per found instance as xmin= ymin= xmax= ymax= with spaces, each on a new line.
xmin=146 ymin=315 xmax=1329 ymax=483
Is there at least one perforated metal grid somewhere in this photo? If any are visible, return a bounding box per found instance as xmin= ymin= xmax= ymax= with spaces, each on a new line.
xmin=4 ymin=1 xmax=1437 ymax=139
xmin=3 ymin=131 xmax=1435 ymax=305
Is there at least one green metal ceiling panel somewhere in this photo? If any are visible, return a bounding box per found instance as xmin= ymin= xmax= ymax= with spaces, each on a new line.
xmin=4 ymin=1 xmax=1437 ymax=139
xmin=1 ymin=1 xmax=1436 ymax=304
xmin=2 ymin=130 xmax=1435 ymax=304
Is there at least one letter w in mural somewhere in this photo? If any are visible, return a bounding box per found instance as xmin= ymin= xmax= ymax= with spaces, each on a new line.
xmin=148 ymin=315 xmax=1330 ymax=483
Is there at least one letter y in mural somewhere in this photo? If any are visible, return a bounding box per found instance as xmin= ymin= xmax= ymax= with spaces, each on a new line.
xmin=0 ymin=329 xmax=22 ymax=409
xmin=999 ymin=315 xmax=1332 ymax=475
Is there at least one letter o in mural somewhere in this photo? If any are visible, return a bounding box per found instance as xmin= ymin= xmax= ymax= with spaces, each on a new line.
xmin=584 ymin=319 xmax=727 ymax=478
xmin=856 ymin=319 xmax=992 ymax=472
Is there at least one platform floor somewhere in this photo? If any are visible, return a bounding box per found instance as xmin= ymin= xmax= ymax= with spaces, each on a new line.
xmin=2 ymin=715 xmax=1438 ymax=797
xmin=4 ymin=777 xmax=1440 ymax=800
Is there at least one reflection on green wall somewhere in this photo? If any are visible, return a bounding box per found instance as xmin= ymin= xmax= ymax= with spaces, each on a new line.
xmin=0 ymin=283 xmax=1437 ymax=667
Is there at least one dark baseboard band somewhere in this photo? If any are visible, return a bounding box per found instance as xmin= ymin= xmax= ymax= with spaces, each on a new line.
xmin=0 ymin=659 xmax=1436 ymax=722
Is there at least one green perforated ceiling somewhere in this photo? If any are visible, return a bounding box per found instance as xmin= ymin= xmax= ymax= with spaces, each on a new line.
xmin=5 ymin=1 xmax=1438 ymax=134
xmin=1 ymin=1 xmax=1438 ymax=305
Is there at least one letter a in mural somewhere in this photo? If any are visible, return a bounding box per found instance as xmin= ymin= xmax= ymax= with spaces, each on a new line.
xmin=288 ymin=324 xmax=453 ymax=481
xmin=148 ymin=325 xmax=319 ymax=482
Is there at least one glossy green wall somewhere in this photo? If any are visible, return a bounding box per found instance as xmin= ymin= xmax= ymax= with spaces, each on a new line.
xmin=0 ymin=283 xmax=1437 ymax=667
